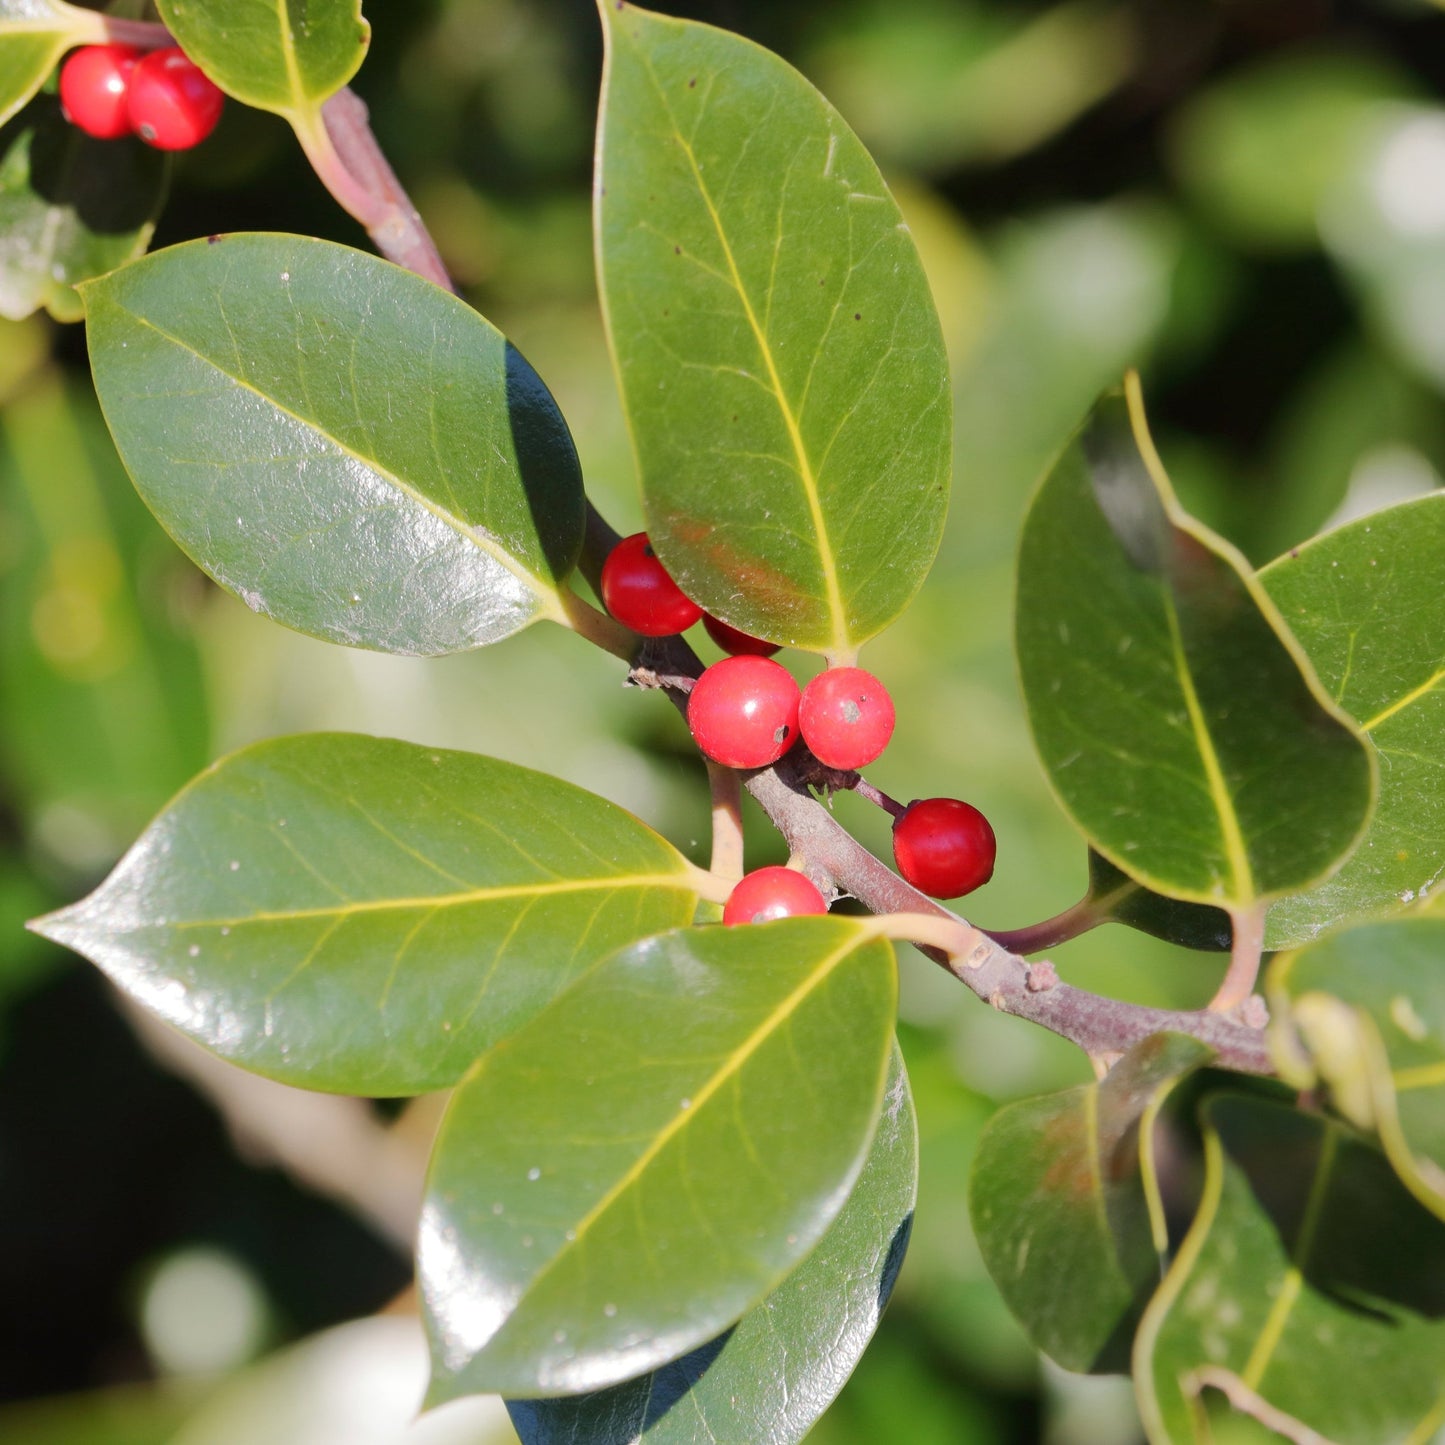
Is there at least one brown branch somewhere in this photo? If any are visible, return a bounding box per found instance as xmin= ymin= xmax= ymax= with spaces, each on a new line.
xmin=302 ymin=89 xmax=1276 ymax=1080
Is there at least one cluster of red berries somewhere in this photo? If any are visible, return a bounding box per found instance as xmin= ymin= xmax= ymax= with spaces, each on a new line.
xmin=601 ymin=531 xmax=997 ymax=922
xmin=58 ymin=44 xmax=224 ymax=151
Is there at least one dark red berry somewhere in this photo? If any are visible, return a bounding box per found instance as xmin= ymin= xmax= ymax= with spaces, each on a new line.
xmin=688 ymin=655 xmax=800 ymax=769
xmin=59 ymin=45 xmax=140 ymax=141
xmin=723 ymin=866 xmax=827 ymax=925
xmin=892 ymin=798 xmax=996 ymax=899
xmin=600 ymin=532 xmax=703 ymax=636
xmin=798 ymin=666 xmax=895 ymax=770
xmin=126 ymin=47 xmax=224 ymax=151
xmin=703 ymin=613 xmax=780 ymax=657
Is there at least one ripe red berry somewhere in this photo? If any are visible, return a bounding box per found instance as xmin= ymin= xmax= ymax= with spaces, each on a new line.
xmin=723 ymin=866 xmax=827 ymax=925
xmin=703 ymin=612 xmax=780 ymax=657
xmin=688 ymin=655 xmax=800 ymax=769
xmin=892 ymin=798 xmax=996 ymax=899
xmin=798 ymin=666 xmax=895 ymax=770
xmin=600 ymin=532 xmax=703 ymax=636
xmin=58 ymin=45 xmax=140 ymax=141
xmin=126 ymin=47 xmax=225 ymax=151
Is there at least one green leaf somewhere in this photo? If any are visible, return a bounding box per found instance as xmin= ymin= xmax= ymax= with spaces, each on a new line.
xmin=595 ymin=1 xmax=950 ymax=660
xmin=1134 ymin=1094 xmax=1445 ymax=1444
xmin=0 ymin=96 xmax=166 ymax=323
xmin=82 ymin=233 xmax=584 ymax=656
xmin=506 ymin=1043 xmax=916 ymax=1445
xmin=0 ymin=0 xmax=103 ymax=130
xmin=1262 ymin=493 xmax=1445 ymax=947
xmin=30 ymin=733 xmax=699 ymax=1096
xmin=1086 ymin=852 xmax=1231 ymax=953
xmin=970 ymin=1033 xmax=1213 ymax=1373
xmin=153 ymin=0 xmax=369 ymax=118
xmin=1270 ymin=916 xmax=1445 ymax=1222
xmin=421 ymin=916 xmax=898 ymax=1400
xmin=1016 ymin=376 xmax=1375 ymax=909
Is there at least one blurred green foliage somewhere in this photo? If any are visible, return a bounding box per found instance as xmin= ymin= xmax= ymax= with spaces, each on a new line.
xmin=5 ymin=0 xmax=1445 ymax=1440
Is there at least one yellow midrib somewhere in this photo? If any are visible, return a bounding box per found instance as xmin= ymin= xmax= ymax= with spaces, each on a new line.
xmin=1162 ymin=592 xmax=1255 ymax=904
xmin=1241 ymin=1127 xmax=1338 ymax=1389
xmin=642 ymin=49 xmax=850 ymax=658
xmin=148 ymin=872 xmax=693 ymax=931
xmin=276 ymin=0 xmax=307 ymax=106
xmin=105 ymin=298 xmax=563 ymax=616
xmin=1361 ymin=664 xmax=1445 ymax=734
xmin=486 ymin=929 xmax=875 ymax=1338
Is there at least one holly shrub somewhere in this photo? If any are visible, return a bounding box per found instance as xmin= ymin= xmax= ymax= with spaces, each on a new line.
xmin=3 ymin=1 xmax=1445 ymax=1442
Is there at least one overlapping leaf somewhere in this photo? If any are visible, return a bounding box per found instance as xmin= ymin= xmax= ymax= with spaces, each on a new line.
xmin=0 ymin=0 xmax=103 ymax=130
xmin=83 ymin=234 xmax=584 ymax=656
xmin=0 ymin=98 xmax=166 ymax=322
xmin=1016 ymin=376 xmax=1374 ymax=909
xmin=970 ymin=1033 xmax=1212 ymax=1373
xmin=507 ymin=1044 xmax=916 ymax=1445
xmin=1270 ymin=916 xmax=1445 ymax=1220
xmin=154 ymin=0 xmax=368 ymax=118
xmin=1263 ymin=493 xmax=1445 ymax=946
xmin=30 ymin=733 xmax=699 ymax=1095
xmin=421 ymin=917 xmax=898 ymax=1400
xmin=595 ymin=1 xmax=950 ymax=659
xmin=1135 ymin=1094 xmax=1445 ymax=1444
xmin=1084 ymin=853 xmax=1231 ymax=953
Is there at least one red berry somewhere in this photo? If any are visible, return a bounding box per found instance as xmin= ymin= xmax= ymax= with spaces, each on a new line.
xmin=723 ymin=866 xmax=827 ymax=925
xmin=58 ymin=45 xmax=140 ymax=141
xmin=600 ymin=532 xmax=703 ymax=636
xmin=126 ymin=47 xmax=224 ymax=151
xmin=798 ymin=666 xmax=895 ymax=770
xmin=688 ymin=655 xmax=800 ymax=769
xmin=892 ymin=798 xmax=996 ymax=899
xmin=703 ymin=613 xmax=780 ymax=657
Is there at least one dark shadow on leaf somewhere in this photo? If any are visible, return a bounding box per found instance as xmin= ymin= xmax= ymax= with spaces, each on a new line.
xmin=506 ymin=1328 xmax=736 ymax=1445
xmin=877 ymin=1210 xmax=913 ymax=1313
xmin=2 ymin=96 xmax=168 ymax=235
xmin=503 ymin=340 xmax=586 ymax=587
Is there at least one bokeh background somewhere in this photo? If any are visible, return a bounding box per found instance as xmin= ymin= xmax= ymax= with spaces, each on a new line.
xmin=4 ymin=0 xmax=1445 ymax=1439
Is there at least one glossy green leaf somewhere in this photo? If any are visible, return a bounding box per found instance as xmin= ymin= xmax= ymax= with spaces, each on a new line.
xmin=1263 ymin=493 xmax=1445 ymax=947
xmin=82 ymin=233 xmax=584 ymax=656
xmin=0 ymin=365 xmax=208 ymax=858
xmin=1270 ymin=916 xmax=1445 ymax=1221
xmin=971 ymin=1033 xmax=1213 ymax=1374
xmin=30 ymin=733 xmax=699 ymax=1095
xmin=595 ymin=1 xmax=950 ymax=660
xmin=506 ymin=1043 xmax=916 ymax=1445
xmin=154 ymin=0 xmax=369 ymax=118
xmin=1016 ymin=376 xmax=1374 ymax=909
xmin=0 ymin=0 xmax=102 ymax=129
xmin=1086 ymin=852 xmax=1231 ymax=953
xmin=421 ymin=916 xmax=898 ymax=1399
xmin=0 ymin=97 xmax=166 ymax=323
xmin=1135 ymin=1094 xmax=1445 ymax=1444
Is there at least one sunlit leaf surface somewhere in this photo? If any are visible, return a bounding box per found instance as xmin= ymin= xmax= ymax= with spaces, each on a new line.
xmin=596 ymin=1 xmax=949 ymax=658
xmin=32 ymin=733 xmax=698 ymax=1095
xmin=422 ymin=917 xmax=897 ymax=1399
xmin=83 ymin=234 xmax=584 ymax=655
xmin=1017 ymin=376 xmax=1374 ymax=908
xmin=507 ymin=1044 xmax=916 ymax=1445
